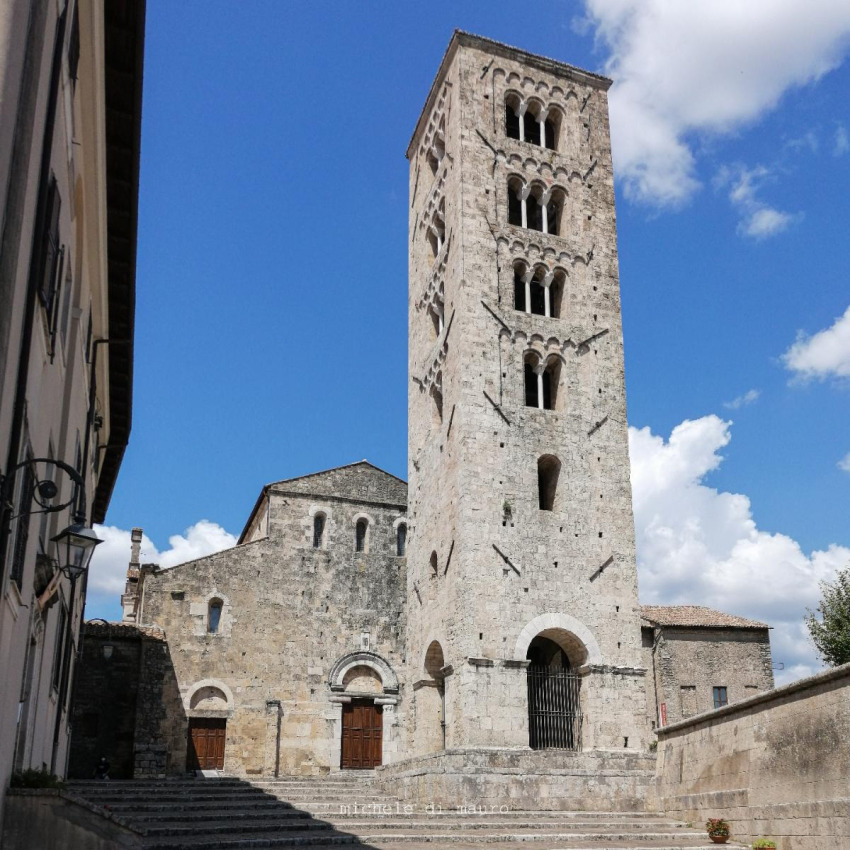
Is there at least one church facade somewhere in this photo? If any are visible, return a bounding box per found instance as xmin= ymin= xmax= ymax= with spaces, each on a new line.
xmin=71 ymin=33 xmax=773 ymax=801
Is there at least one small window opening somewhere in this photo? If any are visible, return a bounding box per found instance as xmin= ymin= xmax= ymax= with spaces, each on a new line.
xmin=544 ymin=116 xmax=558 ymax=151
xmin=513 ymin=268 xmax=526 ymax=311
xmin=524 ymin=357 xmax=539 ymax=408
xmin=505 ymin=101 xmax=520 ymax=140
xmin=537 ymin=455 xmax=561 ymax=511
xmin=508 ymin=181 xmax=523 ymax=226
xmin=430 ymin=551 xmax=438 ymax=576
xmin=529 ymin=276 xmax=546 ymax=315
xmin=355 ymin=519 xmax=368 ymax=553
xmin=523 ymin=110 xmax=540 ymax=146
xmin=312 ymin=514 xmax=325 ymax=549
xmin=526 ymin=192 xmax=542 ymax=232
xmin=396 ymin=524 xmax=407 ymax=557
xmin=546 ymin=199 xmax=560 ymax=235
xmin=713 ymin=686 xmax=728 ymax=709
xmin=208 ymin=599 xmax=223 ymax=634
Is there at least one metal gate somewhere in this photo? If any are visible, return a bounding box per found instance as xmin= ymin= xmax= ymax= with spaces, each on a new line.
xmin=527 ymin=668 xmax=582 ymax=750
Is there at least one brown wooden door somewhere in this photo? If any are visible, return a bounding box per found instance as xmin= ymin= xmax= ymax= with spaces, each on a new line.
xmin=341 ymin=700 xmax=383 ymax=769
xmin=187 ymin=718 xmax=226 ymax=770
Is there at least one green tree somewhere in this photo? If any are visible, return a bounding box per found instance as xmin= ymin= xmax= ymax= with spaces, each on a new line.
xmin=805 ymin=565 xmax=850 ymax=667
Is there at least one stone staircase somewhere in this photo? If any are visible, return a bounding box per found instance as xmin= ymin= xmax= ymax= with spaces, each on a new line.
xmin=68 ymin=774 xmax=733 ymax=849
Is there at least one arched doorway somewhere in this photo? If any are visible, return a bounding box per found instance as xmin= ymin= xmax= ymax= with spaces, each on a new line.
xmin=526 ymin=635 xmax=582 ymax=750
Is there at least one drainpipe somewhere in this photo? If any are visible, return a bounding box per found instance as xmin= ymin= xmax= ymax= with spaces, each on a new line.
xmin=266 ymin=700 xmax=282 ymax=778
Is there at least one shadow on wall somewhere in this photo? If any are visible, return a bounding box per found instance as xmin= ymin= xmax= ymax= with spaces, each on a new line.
xmin=68 ymin=622 xmax=186 ymax=779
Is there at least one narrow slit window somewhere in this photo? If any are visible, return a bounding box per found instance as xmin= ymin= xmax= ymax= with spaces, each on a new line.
xmin=396 ymin=524 xmax=407 ymax=557
xmin=312 ymin=514 xmax=325 ymax=549
xmin=208 ymin=599 xmax=223 ymax=634
xmin=355 ymin=520 xmax=368 ymax=553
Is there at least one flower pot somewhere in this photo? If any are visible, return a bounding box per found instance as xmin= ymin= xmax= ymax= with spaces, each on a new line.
xmin=709 ymin=837 xmax=728 ymax=845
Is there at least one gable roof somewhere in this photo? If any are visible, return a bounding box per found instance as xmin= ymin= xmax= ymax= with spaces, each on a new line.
xmin=239 ymin=461 xmax=407 ymax=543
xmin=640 ymin=605 xmax=769 ymax=629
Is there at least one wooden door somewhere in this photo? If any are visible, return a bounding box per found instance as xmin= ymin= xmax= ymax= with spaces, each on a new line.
xmin=340 ymin=700 xmax=383 ymax=769
xmin=187 ymin=718 xmax=226 ymax=770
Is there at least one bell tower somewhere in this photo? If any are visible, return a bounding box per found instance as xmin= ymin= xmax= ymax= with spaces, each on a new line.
xmin=405 ymin=32 xmax=647 ymax=754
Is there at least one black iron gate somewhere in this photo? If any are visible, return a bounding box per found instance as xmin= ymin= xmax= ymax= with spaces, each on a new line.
xmin=527 ymin=668 xmax=582 ymax=750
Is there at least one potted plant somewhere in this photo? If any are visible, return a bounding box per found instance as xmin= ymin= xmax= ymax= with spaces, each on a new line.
xmin=706 ymin=818 xmax=730 ymax=844
xmin=752 ymin=840 xmax=777 ymax=849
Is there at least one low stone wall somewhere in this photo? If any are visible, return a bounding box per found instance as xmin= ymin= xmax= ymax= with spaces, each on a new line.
xmin=654 ymin=662 xmax=850 ymax=850
xmin=375 ymin=747 xmax=656 ymax=811
xmin=2 ymin=789 xmax=142 ymax=849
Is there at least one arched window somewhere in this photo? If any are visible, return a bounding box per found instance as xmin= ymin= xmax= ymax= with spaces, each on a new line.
xmin=429 ymin=296 xmax=444 ymax=338
xmin=545 ymin=191 xmax=565 ymax=237
xmin=208 ymin=598 xmax=223 ymax=634
xmin=312 ymin=513 xmax=325 ymax=549
xmin=430 ymin=551 xmax=438 ymax=576
xmin=524 ymin=354 xmax=540 ymax=408
xmin=513 ymin=266 xmax=526 ymax=312
xmin=396 ymin=523 xmax=407 ymax=557
xmin=523 ymin=107 xmax=541 ymax=146
xmin=355 ymin=519 xmax=368 ymax=553
xmin=526 ymin=190 xmax=543 ymax=232
xmin=543 ymin=357 xmax=562 ymax=411
xmin=543 ymin=112 xmax=559 ymax=151
xmin=538 ymin=455 xmax=561 ymax=511
xmin=529 ymin=274 xmax=546 ymax=315
xmin=508 ymin=179 xmax=523 ymax=227
xmin=505 ymin=96 xmax=521 ymax=140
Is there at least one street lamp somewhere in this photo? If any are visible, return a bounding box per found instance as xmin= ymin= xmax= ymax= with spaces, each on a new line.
xmin=52 ymin=523 xmax=102 ymax=580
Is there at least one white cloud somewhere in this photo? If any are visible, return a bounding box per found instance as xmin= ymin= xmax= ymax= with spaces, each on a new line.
xmin=629 ymin=415 xmax=850 ymax=685
xmin=834 ymin=124 xmax=850 ymax=156
xmin=838 ymin=453 xmax=850 ymax=473
xmin=579 ymin=0 xmax=850 ymax=206
xmin=723 ymin=388 xmax=760 ymax=410
xmin=87 ymin=520 xmax=237 ymax=611
xmin=782 ymin=305 xmax=850 ymax=379
xmin=715 ymin=164 xmax=800 ymax=239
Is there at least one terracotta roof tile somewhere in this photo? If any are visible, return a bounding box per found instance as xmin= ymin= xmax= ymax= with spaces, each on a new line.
xmin=640 ymin=605 xmax=768 ymax=629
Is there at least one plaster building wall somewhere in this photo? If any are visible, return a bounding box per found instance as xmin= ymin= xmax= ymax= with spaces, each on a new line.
xmin=0 ymin=0 xmax=143 ymax=832
xmin=654 ymin=663 xmax=850 ymax=849
xmin=131 ymin=463 xmax=409 ymax=777
xmin=405 ymin=31 xmax=647 ymax=756
xmin=640 ymin=606 xmax=774 ymax=730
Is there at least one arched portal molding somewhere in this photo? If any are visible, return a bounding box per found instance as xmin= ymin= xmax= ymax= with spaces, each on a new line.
xmin=513 ymin=613 xmax=603 ymax=666
xmin=328 ymin=651 xmax=399 ymax=695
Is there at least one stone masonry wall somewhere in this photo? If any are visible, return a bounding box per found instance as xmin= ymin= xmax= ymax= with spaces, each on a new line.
xmin=138 ymin=467 xmax=408 ymax=776
xmin=642 ymin=626 xmax=774 ymax=729
xmin=654 ymin=662 xmax=850 ymax=849
xmin=406 ymin=33 xmax=647 ymax=753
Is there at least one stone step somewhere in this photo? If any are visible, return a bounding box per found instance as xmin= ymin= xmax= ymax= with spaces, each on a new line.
xmin=141 ymin=819 xmax=337 ymax=837
xmin=325 ymin=820 xmax=689 ymax=830
xmin=355 ymin=832 xmax=713 ymax=843
xmin=140 ymin=833 xmax=359 ymax=849
xmin=83 ymin=800 xmax=298 ymax=814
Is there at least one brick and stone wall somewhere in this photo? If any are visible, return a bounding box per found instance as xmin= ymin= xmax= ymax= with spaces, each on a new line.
xmin=653 ymin=662 xmax=850 ymax=849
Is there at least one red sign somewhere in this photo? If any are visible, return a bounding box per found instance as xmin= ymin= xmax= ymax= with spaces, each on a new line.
xmin=660 ymin=703 xmax=667 ymax=726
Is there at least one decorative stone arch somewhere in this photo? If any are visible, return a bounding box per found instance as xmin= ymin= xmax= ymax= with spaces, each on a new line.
xmin=308 ymin=504 xmax=332 ymax=549
xmin=328 ymin=651 xmax=399 ymax=696
xmin=392 ymin=516 xmax=408 ymax=557
xmin=514 ymin=613 xmax=603 ymax=668
xmin=184 ymin=678 xmax=235 ymax=717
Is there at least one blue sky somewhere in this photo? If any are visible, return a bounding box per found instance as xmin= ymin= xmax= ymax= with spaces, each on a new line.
xmin=87 ymin=1 xmax=850 ymax=684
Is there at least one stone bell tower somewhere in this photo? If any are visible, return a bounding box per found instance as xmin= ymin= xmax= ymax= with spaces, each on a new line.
xmin=405 ymin=32 xmax=647 ymax=757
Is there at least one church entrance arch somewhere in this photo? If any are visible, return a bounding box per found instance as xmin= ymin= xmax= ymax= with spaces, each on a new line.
xmin=526 ymin=635 xmax=582 ymax=750
xmin=328 ymin=651 xmax=398 ymax=770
